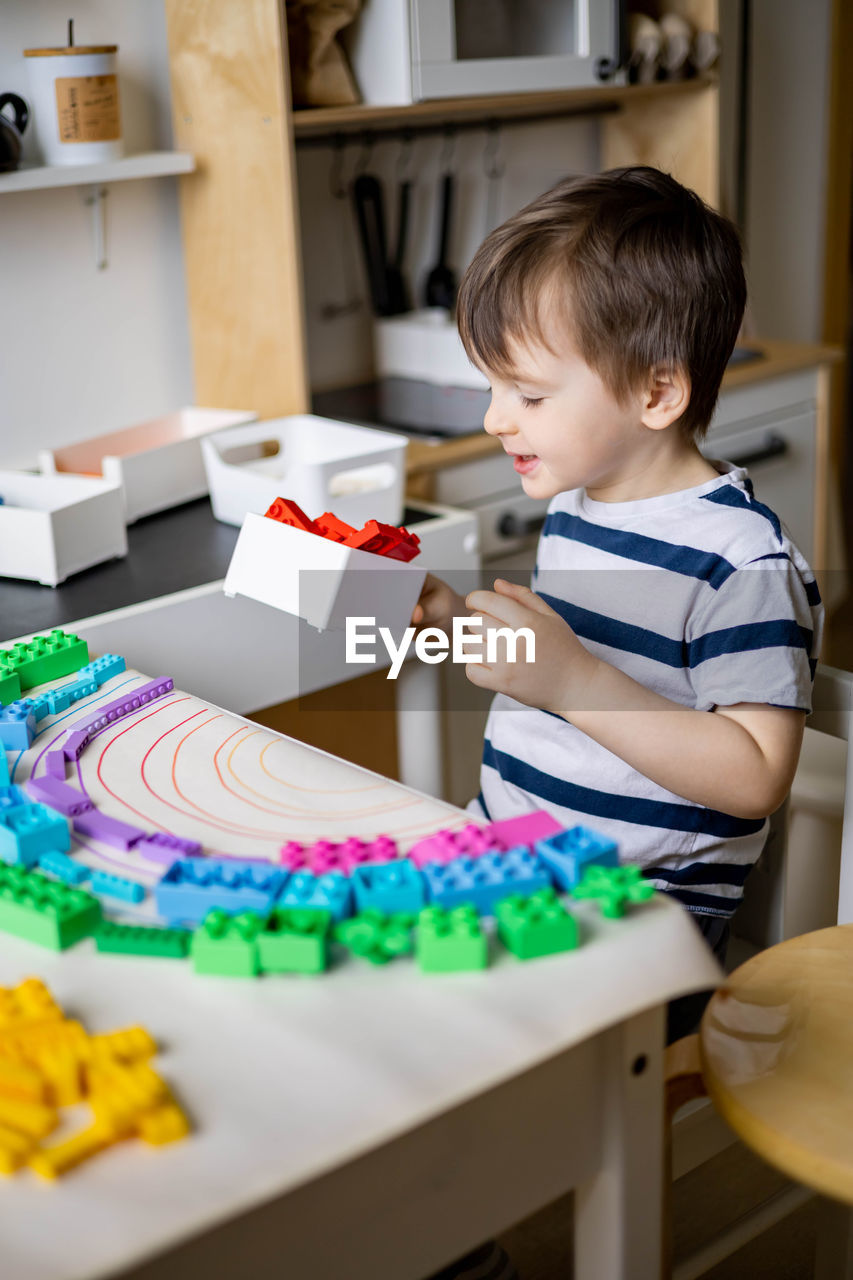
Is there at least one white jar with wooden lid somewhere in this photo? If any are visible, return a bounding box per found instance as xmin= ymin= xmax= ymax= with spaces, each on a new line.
xmin=24 ymin=44 xmax=122 ymax=165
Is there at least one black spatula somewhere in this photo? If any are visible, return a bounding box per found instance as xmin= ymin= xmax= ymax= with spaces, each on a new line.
xmin=424 ymin=172 xmax=457 ymax=311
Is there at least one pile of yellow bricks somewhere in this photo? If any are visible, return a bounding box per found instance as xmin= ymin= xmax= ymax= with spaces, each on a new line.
xmin=0 ymin=977 xmax=189 ymax=1179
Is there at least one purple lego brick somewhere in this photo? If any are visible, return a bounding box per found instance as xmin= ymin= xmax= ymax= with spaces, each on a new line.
xmin=45 ymin=751 xmax=67 ymax=780
xmin=78 ymin=677 xmax=175 ymax=737
xmin=26 ymin=775 xmax=94 ymax=818
xmin=136 ymin=832 xmax=203 ymax=864
xmin=62 ymin=731 xmax=90 ymax=762
xmin=72 ymin=809 xmax=146 ymax=850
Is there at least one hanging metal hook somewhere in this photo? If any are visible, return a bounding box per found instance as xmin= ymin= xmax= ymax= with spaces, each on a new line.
xmin=354 ymin=130 xmax=374 ymax=176
xmin=439 ymin=124 xmax=457 ymax=173
xmin=483 ymin=121 xmax=506 ymax=181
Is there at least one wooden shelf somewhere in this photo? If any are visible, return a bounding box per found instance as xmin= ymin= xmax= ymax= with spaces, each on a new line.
xmin=0 ymin=151 xmax=195 ymax=194
xmin=291 ymin=75 xmax=717 ymax=140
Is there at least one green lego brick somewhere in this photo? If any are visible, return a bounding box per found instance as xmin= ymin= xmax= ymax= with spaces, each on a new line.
xmin=0 ymin=864 xmax=101 ymax=950
xmin=257 ymin=907 xmax=332 ymax=974
xmin=571 ymin=864 xmax=655 ymax=919
xmin=333 ymin=908 xmax=415 ymax=965
xmin=0 ymin=666 xmax=21 ymax=707
xmin=0 ymin=631 xmax=89 ymax=691
xmin=190 ymin=908 xmax=263 ymax=977
xmin=495 ymin=888 xmax=579 ymax=960
xmin=95 ymin=921 xmax=191 ymax=958
xmin=416 ymin=904 xmax=488 ymax=973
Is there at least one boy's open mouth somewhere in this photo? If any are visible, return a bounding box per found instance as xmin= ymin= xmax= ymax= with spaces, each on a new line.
xmin=512 ymin=453 xmax=539 ymax=475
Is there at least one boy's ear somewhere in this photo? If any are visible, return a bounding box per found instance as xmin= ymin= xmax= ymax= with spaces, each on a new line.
xmin=640 ymin=364 xmax=691 ymax=431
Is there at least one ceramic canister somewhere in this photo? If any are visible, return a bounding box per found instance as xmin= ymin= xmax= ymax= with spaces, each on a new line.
xmin=24 ymin=44 xmax=122 ymax=165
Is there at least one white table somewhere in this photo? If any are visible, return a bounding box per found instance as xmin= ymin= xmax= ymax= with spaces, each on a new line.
xmin=0 ymin=678 xmax=720 ymax=1280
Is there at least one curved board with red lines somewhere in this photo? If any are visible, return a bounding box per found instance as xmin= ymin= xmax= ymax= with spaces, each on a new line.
xmin=10 ymin=667 xmax=468 ymax=924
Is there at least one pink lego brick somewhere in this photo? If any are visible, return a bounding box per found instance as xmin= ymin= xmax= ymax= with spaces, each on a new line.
xmin=408 ymin=824 xmax=500 ymax=869
xmin=485 ymin=810 xmax=563 ymax=852
xmin=278 ymin=834 xmax=400 ymax=875
xmin=45 ymin=751 xmax=67 ymax=779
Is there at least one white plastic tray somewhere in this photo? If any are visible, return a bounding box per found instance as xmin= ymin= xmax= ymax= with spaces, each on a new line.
xmin=202 ymin=414 xmax=408 ymax=529
xmin=223 ymin=512 xmax=425 ymax=633
xmin=38 ymin=407 xmax=258 ymax=523
xmin=0 ymin=470 xmax=126 ymax=586
xmin=374 ymin=309 xmax=489 ymax=390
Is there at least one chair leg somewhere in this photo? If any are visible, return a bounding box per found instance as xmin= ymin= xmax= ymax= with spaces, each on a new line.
xmin=662 ymin=1034 xmax=706 ymax=1279
xmin=815 ymin=1198 xmax=853 ymax=1279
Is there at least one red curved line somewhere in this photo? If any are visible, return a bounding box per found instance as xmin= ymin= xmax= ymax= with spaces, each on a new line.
xmin=168 ymin=721 xmax=292 ymax=839
xmin=91 ymin=698 xmax=197 ymax=829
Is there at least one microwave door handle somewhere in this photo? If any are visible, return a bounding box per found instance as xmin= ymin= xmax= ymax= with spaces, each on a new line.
xmin=721 ymin=431 xmax=789 ymax=469
xmin=498 ymin=512 xmax=547 ymax=538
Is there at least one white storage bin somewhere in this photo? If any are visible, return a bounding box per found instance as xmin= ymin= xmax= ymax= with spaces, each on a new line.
xmin=39 ymin=407 xmax=258 ymax=523
xmin=223 ymin=512 xmax=425 ymax=634
xmin=375 ymin=310 xmax=489 ymax=390
xmin=0 ymin=470 xmax=126 ymax=586
xmin=202 ymin=414 xmax=408 ymax=529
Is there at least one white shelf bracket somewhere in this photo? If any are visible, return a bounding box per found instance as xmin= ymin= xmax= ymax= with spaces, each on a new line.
xmin=84 ymin=185 xmax=109 ymax=270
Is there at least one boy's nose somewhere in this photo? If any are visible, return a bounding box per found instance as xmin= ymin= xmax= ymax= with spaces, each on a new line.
xmin=483 ymin=396 xmax=515 ymax=438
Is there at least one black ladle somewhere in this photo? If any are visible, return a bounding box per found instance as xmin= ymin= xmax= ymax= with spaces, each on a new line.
xmin=385 ymin=176 xmax=411 ymax=315
xmin=424 ymin=171 xmax=457 ymax=311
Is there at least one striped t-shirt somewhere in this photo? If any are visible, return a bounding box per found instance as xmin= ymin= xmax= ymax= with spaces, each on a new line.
xmin=473 ymin=463 xmax=823 ymax=918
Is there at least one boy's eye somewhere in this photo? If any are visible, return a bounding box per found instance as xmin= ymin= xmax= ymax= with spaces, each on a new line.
xmin=519 ymin=395 xmax=544 ymax=409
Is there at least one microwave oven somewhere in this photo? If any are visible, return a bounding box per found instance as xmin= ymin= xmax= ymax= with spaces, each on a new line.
xmin=344 ymin=0 xmax=627 ymax=106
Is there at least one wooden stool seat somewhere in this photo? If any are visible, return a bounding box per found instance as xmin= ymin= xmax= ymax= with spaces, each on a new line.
xmin=700 ymin=923 xmax=853 ymax=1205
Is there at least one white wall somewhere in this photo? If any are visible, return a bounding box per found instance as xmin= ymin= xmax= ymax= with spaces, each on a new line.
xmin=745 ymin=0 xmax=833 ymax=342
xmin=296 ymin=117 xmax=600 ymax=390
xmin=0 ymin=1 xmax=192 ymax=469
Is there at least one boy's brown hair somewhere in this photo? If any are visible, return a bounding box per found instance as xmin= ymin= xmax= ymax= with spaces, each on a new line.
xmin=457 ymin=166 xmax=746 ymax=439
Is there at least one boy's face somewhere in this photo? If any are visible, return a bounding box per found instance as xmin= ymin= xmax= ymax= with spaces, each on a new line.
xmin=480 ymin=333 xmax=649 ymax=502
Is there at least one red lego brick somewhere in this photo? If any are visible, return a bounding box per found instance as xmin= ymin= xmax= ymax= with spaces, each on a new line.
xmin=263 ymin=498 xmax=319 ymax=534
xmin=343 ymin=521 xmax=421 ymax=561
xmin=315 ymin=511 xmax=357 ymax=543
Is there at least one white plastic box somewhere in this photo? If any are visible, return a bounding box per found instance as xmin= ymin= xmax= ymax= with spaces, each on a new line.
xmin=223 ymin=512 xmax=425 ymax=634
xmin=0 ymin=470 xmax=126 ymax=586
xmin=202 ymin=414 xmax=409 ymax=529
xmin=374 ymin=310 xmax=489 ymax=390
xmin=38 ymin=407 xmax=258 ymax=523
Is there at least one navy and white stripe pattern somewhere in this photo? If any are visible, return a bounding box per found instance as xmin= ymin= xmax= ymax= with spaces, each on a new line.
xmin=476 ymin=465 xmax=823 ymax=918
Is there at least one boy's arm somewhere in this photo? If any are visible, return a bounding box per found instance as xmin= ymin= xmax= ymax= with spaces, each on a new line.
xmin=465 ymin=579 xmax=806 ymax=821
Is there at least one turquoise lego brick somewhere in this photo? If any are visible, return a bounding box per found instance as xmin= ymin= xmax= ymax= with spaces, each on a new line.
xmin=277 ymin=870 xmax=352 ymax=921
xmin=416 ymin=905 xmax=488 ymax=973
xmin=29 ymin=693 xmax=52 ymax=722
xmin=257 ymin=907 xmax=332 ymax=974
xmin=421 ymin=849 xmax=550 ymax=915
xmin=0 ymin=631 xmax=89 ymax=691
xmin=495 ymin=889 xmax=579 ymax=960
xmin=535 ymin=826 xmax=619 ymax=892
xmin=38 ymin=850 xmax=91 ymax=886
xmin=0 ymin=666 xmax=21 ymax=707
xmin=95 ymin=921 xmax=190 ymax=958
xmin=0 ymin=864 xmax=101 ymax=949
xmin=571 ymin=865 xmax=655 ymax=918
xmin=351 ymin=858 xmax=425 ymax=916
xmin=333 ymin=909 xmax=415 ymax=965
xmin=0 ymin=702 xmax=36 ymax=751
xmin=0 ymin=786 xmax=27 ymax=814
xmin=77 ymin=654 xmax=126 ymax=687
xmin=190 ymin=908 xmax=264 ymax=977
xmin=0 ymin=803 xmax=71 ymax=867
xmin=90 ymin=869 xmax=145 ymax=904
xmin=0 ymin=751 xmax=7 ymax=788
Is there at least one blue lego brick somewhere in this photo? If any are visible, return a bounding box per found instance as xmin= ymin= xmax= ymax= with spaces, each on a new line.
xmin=351 ymin=858 xmax=425 ymax=916
xmin=90 ymin=869 xmax=146 ymax=904
xmin=277 ymin=870 xmax=352 ymax=921
xmin=29 ymin=693 xmax=52 ymax=722
xmin=67 ymin=676 xmax=98 ymax=702
xmin=0 ymin=785 xmax=27 ymax=813
xmin=155 ymin=856 xmax=288 ymax=924
xmin=0 ymin=702 xmax=36 ymax=751
xmin=534 ymin=826 xmax=619 ymax=892
xmin=0 ymin=803 xmax=71 ymax=868
xmin=38 ymin=850 xmax=91 ymax=886
xmin=76 ymin=654 xmax=126 ymax=688
xmin=0 ymin=751 xmax=7 ymax=788
xmin=421 ymin=849 xmax=551 ymax=915
xmin=45 ymin=685 xmax=74 ymax=714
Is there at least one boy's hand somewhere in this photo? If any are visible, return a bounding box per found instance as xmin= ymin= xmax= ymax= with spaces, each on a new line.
xmin=464 ymin=579 xmax=597 ymax=715
xmin=411 ymin=573 xmax=469 ymax=630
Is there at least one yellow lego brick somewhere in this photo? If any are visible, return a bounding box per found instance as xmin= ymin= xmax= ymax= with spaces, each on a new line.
xmin=0 ymin=1017 xmax=89 ymax=1066
xmin=36 ymin=1046 xmax=83 ymax=1107
xmin=89 ymin=1026 xmax=158 ymax=1064
xmin=0 ymin=979 xmax=63 ymax=1030
xmin=0 ymin=1094 xmax=57 ymax=1140
xmin=0 ymin=1121 xmax=36 ymax=1174
xmin=28 ymin=1123 xmax=111 ymax=1181
xmin=88 ymin=1061 xmax=168 ymax=1138
xmin=137 ymin=1101 xmax=190 ymax=1146
xmin=0 ymin=1057 xmax=46 ymax=1103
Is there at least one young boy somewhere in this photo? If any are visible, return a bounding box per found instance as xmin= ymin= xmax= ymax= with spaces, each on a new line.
xmin=413 ymin=165 xmax=822 ymax=1045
